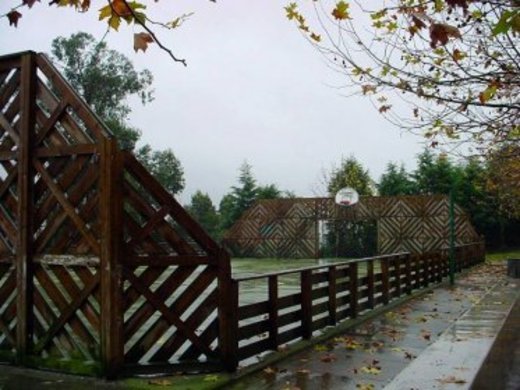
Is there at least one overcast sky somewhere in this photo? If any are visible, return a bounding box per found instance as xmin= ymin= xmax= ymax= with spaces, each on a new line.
xmin=0 ymin=1 xmax=427 ymax=205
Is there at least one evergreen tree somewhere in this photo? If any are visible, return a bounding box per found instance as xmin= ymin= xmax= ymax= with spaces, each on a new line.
xmin=187 ymin=191 xmax=220 ymax=240
xmin=378 ymin=162 xmax=416 ymax=196
xmin=325 ymin=156 xmax=376 ymax=258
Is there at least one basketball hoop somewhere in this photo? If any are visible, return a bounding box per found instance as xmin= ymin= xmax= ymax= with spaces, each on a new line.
xmin=335 ymin=187 xmax=359 ymax=207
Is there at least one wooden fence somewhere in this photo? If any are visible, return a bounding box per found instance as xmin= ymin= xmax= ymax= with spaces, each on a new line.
xmin=0 ymin=51 xmax=231 ymax=378
xmin=227 ymin=241 xmax=485 ymax=367
xmin=0 ymin=51 xmax=486 ymax=378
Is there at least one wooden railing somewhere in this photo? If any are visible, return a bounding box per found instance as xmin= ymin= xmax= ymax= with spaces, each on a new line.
xmin=226 ymin=241 xmax=485 ymax=367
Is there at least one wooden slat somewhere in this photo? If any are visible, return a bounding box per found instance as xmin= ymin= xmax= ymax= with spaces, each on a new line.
xmin=124 ymin=255 xmax=213 ymax=267
xmin=238 ymin=319 xmax=270 ymax=341
xmin=152 ymin=289 xmax=218 ymax=362
xmin=238 ymin=301 xmax=270 ymax=321
xmin=238 ymin=338 xmax=271 ymax=361
xmin=349 ymin=263 xmax=358 ymax=318
xmin=33 ymin=159 xmax=100 ymax=255
xmin=328 ymin=266 xmax=337 ymax=325
xmin=300 ymin=270 xmax=312 ymax=339
xmin=123 ymin=153 xmax=220 ymax=255
xmin=34 ymin=144 xmax=97 ymax=158
xmin=124 ymin=267 xmax=217 ymax=362
xmin=16 ymin=53 xmax=36 ymax=362
xmin=268 ymin=275 xmax=278 ymax=349
xmin=33 ymin=271 xmax=100 ymax=354
xmin=122 ymin=268 xmax=215 ymax=359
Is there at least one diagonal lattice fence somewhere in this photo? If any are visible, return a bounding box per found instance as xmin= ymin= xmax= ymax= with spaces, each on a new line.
xmin=0 ymin=51 xmax=231 ymax=377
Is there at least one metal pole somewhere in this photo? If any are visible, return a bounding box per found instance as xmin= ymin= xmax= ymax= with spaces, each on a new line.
xmin=449 ymin=190 xmax=455 ymax=285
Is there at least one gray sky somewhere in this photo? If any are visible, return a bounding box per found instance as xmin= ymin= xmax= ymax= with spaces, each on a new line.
xmin=0 ymin=0 xmax=426 ymax=205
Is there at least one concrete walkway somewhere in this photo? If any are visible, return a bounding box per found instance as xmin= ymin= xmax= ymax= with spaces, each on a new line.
xmin=0 ymin=262 xmax=518 ymax=390
xmin=228 ymin=262 xmax=519 ymax=390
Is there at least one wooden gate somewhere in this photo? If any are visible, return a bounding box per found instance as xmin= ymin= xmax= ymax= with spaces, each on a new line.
xmin=0 ymin=51 xmax=232 ymax=377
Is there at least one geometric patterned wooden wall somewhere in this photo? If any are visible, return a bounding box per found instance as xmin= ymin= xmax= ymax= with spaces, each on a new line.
xmin=223 ymin=195 xmax=480 ymax=258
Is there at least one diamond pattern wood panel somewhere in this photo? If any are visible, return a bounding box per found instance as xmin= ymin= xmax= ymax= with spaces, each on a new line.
xmin=223 ymin=196 xmax=480 ymax=258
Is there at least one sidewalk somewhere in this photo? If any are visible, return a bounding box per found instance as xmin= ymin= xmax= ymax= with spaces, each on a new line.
xmin=228 ymin=262 xmax=519 ymax=390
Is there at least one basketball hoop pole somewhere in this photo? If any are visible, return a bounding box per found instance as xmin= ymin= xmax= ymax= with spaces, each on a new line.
xmin=449 ymin=190 xmax=455 ymax=285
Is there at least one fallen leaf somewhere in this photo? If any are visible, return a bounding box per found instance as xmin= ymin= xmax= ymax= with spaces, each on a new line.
xmin=314 ymin=344 xmax=329 ymax=352
xmin=320 ymin=353 xmax=337 ymax=363
xmin=356 ymin=384 xmax=375 ymax=390
xmin=263 ymin=366 xmax=277 ymax=375
xmin=148 ymin=379 xmax=173 ymax=386
xmin=203 ymin=374 xmax=219 ymax=382
xmin=360 ymin=366 xmax=381 ymax=375
xmin=296 ymin=368 xmax=311 ymax=375
xmin=436 ymin=375 xmax=467 ymax=384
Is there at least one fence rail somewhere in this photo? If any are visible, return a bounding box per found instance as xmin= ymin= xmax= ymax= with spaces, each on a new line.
xmin=228 ymin=241 xmax=485 ymax=366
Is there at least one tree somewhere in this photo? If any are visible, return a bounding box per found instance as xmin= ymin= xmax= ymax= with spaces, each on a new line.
xmin=3 ymin=0 xmax=209 ymax=65
xmin=256 ymin=184 xmax=282 ymax=200
xmin=50 ymin=31 xmax=153 ymax=150
xmin=286 ymin=1 xmax=519 ymax=157
xmin=325 ymin=156 xmax=376 ymax=257
xmin=327 ymin=156 xmax=374 ymax=196
xmin=136 ymin=145 xmax=185 ymax=195
xmin=187 ymin=191 xmax=221 ymax=239
xmin=378 ymin=162 xmax=416 ymax=196
xmin=50 ymin=32 xmax=184 ymax=195
xmin=219 ymin=161 xmax=258 ymax=231
xmin=412 ymin=149 xmax=463 ymax=195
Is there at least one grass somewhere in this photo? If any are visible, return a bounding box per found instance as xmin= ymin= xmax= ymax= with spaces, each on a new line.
xmin=486 ymin=248 xmax=520 ymax=262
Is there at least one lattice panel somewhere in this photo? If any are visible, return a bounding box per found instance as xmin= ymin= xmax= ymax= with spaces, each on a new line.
xmin=32 ymin=263 xmax=100 ymax=360
xmin=0 ymin=264 xmax=17 ymax=353
xmin=122 ymin=264 xmax=219 ymax=364
xmin=121 ymin=153 xmax=221 ymax=366
xmin=0 ymin=66 xmax=20 ymax=258
xmin=224 ymin=196 xmax=480 ymax=258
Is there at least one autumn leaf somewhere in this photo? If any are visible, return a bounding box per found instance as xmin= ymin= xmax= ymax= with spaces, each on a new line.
xmin=429 ymin=23 xmax=462 ymax=48
xmin=332 ymin=1 xmax=351 ymax=20
xmin=362 ymin=85 xmax=377 ymax=95
xmin=263 ymin=366 xmax=277 ymax=375
xmin=436 ymin=375 xmax=467 ymax=384
xmin=310 ymin=33 xmax=321 ymax=42
xmin=203 ymin=374 xmax=219 ymax=382
xmin=314 ymin=344 xmax=329 ymax=352
xmin=148 ymin=379 xmax=173 ymax=386
xmin=134 ymin=32 xmax=154 ymax=53
xmin=379 ymin=105 xmax=392 ymax=113
xmin=453 ymin=49 xmax=466 ymax=62
xmin=296 ymin=368 xmax=311 ymax=375
xmin=22 ymin=0 xmax=40 ymax=8
xmin=285 ymin=3 xmax=299 ymax=20
xmin=320 ymin=353 xmax=337 ymax=363
xmin=7 ymin=10 xmax=22 ymax=27
xmin=356 ymin=384 xmax=375 ymax=390
xmin=360 ymin=366 xmax=381 ymax=375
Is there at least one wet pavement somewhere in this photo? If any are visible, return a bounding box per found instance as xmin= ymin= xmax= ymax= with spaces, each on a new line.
xmin=229 ymin=263 xmax=519 ymax=390
xmin=0 ymin=262 xmax=518 ymax=389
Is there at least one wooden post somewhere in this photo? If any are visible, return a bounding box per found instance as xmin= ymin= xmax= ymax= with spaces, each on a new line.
xmin=349 ymin=263 xmax=358 ymax=318
xmin=367 ymin=260 xmax=375 ymax=309
xmin=99 ymin=139 xmax=123 ymax=378
xmin=301 ymin=270 xmax=312 ymax=339
xmin=394 ymin=255 xmax=401 ymax=298
xmin=268 ymin=275 xmax=279 ymax=350
xmin=219 ymin=269 xmax=238 ymax=371
xmin=16 ymin=52 xmax=36 ymax=364
xmin=422 ymin=255 xmax=429 ymax=287
xmin=404 ymin=254 xmax=412 ymax=295
xmin=328 ymin=266 xmax=337 ymax=325
xmin=381 ymin=257 xmax=389 ymax=305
